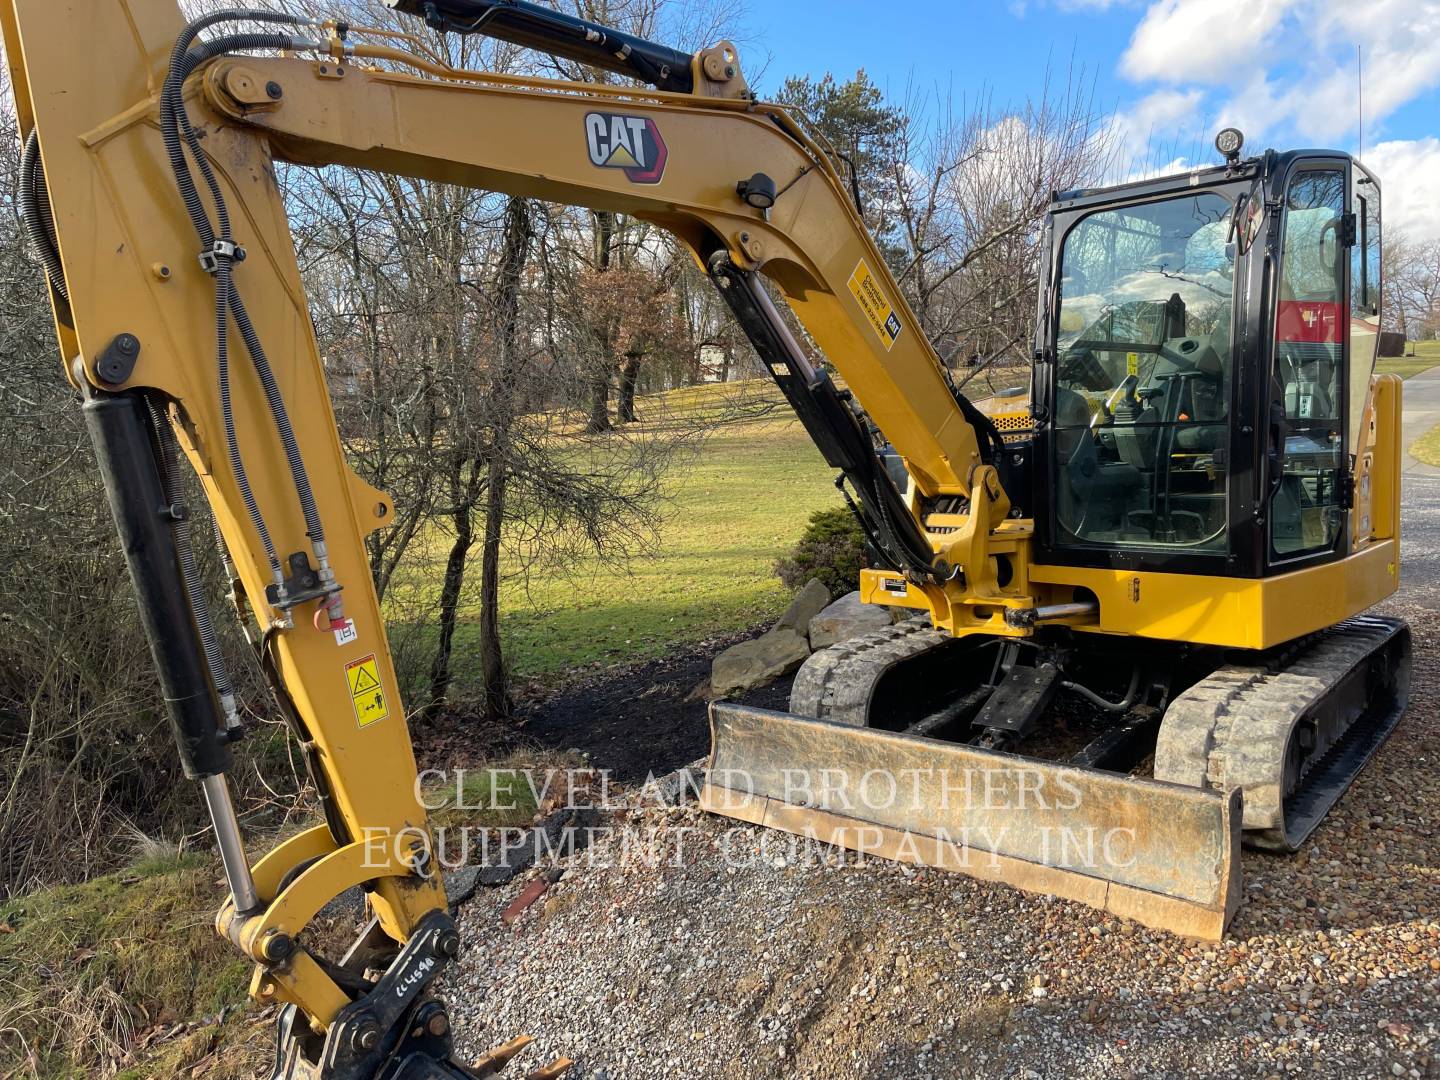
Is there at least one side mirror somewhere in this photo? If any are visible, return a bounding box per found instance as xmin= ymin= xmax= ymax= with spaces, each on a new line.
xmin=1234 ymin=184 xmax=1265 ymax=255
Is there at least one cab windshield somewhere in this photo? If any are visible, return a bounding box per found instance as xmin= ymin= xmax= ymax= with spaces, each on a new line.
xmin=1052 ymin=191 xmax=1236 ymax=551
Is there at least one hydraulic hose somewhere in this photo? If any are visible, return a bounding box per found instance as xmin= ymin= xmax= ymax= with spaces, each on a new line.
xmin=706 ymin=253 xmax=947 ymax=584
xmin=159 ymin=14 xmax=338 ymax=601
xmin=18 ymin=130 xmax=69 ymax=302
xmin=227 ymin=289 xmax=327 ymax=550
xmin=1062 ymin=665 xmax=1144 ymax=713
xmin=159 ymin=30 xmax=296 ymax=586
xmin=165 ymin=28 xmax=330 ymax=548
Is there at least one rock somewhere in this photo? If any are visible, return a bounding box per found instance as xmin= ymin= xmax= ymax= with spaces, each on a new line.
xmin=445 ymin=866 xmax=483 ymax=912
xmin=773 ymin=579 xmax=831 ymax=637
xmin=477 ymin=806 xmax=600 ymax=886
xmin=711 ymin=628 xmax=810 ymax=696
xmin=642 ymin=763 xmax=705 ymax=805
xmin=808 ymin=591 xmax=893 ymax=650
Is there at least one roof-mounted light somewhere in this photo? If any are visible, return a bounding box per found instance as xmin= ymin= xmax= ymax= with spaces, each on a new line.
xmin=1215 ymin=127 xmax=1244 ymax=164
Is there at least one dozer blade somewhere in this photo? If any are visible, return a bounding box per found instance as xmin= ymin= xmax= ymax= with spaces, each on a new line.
xmin=702 ymin=703 xmax=1244 ymax=940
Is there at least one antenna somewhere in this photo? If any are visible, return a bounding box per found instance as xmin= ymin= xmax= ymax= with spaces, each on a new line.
xmin=1357 ymin=44 xmax=1364 ymax=161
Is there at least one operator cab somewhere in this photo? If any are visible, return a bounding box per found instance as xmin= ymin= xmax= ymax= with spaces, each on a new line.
xmin=1032 ymin=131 xmax=1383 ymax=577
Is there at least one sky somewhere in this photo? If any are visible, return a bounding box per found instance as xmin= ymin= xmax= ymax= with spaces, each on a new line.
xmin=744 ymin=0 xmax=1440 ymax=242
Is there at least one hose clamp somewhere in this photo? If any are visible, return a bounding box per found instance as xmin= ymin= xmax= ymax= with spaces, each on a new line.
xmin=198 ymin=239 xmax=246 ymax=273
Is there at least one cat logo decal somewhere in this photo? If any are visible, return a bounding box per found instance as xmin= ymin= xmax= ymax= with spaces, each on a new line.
xmin=585 ymin=112 xmax=668 ymax=184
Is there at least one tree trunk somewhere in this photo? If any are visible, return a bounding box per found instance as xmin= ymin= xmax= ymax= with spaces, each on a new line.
xmin=587 ymin=209 xmax=618 ymax=433
xmin=428 ymin=455 xmax=479 ymax=711
xmin=477 ymin=459 xmax=509 ymax=720
xmin=617 ymin=354 xmax=641 ymax=423
xmin=475 ymin=196 xmax=536 ymax=722
xmin=587 ymin=373 xmax=613 ymax=433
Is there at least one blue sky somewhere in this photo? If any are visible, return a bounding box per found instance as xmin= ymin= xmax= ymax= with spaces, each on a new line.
xmin=742 ymin=0 xmax=1440 ymax=241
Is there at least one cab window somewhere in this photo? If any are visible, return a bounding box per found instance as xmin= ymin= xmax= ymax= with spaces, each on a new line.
xmin=1271 ymin=168 xmax=1346 ymax=558
xmin=1051 ymin=191 xmax=1235 ymax=552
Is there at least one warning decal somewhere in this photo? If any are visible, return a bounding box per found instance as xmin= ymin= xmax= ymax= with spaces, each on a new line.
xmin=847 ymin=259 xmax=902 ymax=351
xmin=345 ymin=654 xmax=389 ymax=729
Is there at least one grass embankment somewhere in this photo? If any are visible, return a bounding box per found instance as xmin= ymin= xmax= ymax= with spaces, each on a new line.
xmin=0 ymin=850 xmax=262 ymax=1079
xmin=0 ymin=762 xmax=574 ymax=1078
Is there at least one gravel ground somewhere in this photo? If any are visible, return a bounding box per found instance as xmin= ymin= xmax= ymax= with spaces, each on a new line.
xmin=443 ymin=622 xmax=1438 ymax=1079
xmin=440 ymin=517 xmax=1440 ymax=1078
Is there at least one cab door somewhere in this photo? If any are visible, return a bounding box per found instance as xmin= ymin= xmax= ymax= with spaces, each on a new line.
xmin=1266 ymin=158 xmax=1352 ymax=566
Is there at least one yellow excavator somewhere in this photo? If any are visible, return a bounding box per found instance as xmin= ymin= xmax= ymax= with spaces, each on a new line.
xmin=2 ymin=0 xmax=1408 ymax=1075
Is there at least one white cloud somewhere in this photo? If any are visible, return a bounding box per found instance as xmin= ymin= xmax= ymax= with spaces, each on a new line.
xmin=1107 ymin=88 xmax=1221 ymax=178
xmin=1120 ymin=0 xmax=1440 ymax=146
xmin=1115 ymin=88 xmax=1204 ymax=145
xmin=1122 ymin=0 xmax=1299 ymax=85
xmin=1275 ymin=0 xmax=1440 ymax=142
xmin=1363 ymin=137 xmax=1440 ymax=244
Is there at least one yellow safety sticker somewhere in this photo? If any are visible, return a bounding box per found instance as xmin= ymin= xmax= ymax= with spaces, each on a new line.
xmin=847 ymin=259 xmax=902 ymax=351
xmin=345 ymin=653 xmax=389 ymax=729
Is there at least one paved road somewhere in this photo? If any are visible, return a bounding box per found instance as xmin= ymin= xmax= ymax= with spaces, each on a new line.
xmin=1399 ymin=367 xmax=1440 ymax=589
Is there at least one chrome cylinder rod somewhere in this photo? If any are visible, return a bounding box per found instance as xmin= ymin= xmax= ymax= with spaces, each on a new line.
xmin=202 ymin=774 xmax=261 ymax=914
xmin=1033 ymin=601 xmax=1099 ymax=623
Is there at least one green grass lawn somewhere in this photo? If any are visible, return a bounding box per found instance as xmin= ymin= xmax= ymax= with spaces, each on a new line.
xmin=1392 ymin=342 xmax=1440 ymax=466
xmin=390 ymin=382 xmax=840 ymax=686
xmin=1377 ymin=339 xmax=1440 ymax=380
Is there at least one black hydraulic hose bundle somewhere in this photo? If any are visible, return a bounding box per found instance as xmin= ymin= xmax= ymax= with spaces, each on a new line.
xmin=158 ymin=11 xmax=333 ymax=595
xmin=705 ymin=253 xmax=949 ymax=585
xmin=18 ymin=130 xmax=69 ymax=304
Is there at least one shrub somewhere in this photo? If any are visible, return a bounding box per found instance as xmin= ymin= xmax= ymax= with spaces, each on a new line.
xmin=774 ymin=506 xmax=868 ymax=596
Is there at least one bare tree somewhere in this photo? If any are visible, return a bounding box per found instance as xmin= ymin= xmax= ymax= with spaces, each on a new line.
xmin=1388 ymin=233 xmax=1440 ymax=341
xmin=884 ymin=69 xmax=1117 ymax=387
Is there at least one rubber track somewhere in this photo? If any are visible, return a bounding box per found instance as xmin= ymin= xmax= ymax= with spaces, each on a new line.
xmin=789 ymin=617 xmax=949 ymax=726
xmin=1155 ymin=615 xmax=1410 ymax=852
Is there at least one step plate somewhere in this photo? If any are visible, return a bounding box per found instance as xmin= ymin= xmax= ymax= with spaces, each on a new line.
xmin=702 ymin=703 xmax=1243 ymax=940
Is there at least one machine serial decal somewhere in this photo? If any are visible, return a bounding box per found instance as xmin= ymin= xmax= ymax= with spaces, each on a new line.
xmin=585 ymin=112 xmax=668 ymax=184
xmin=847 ymin=258 xmax=902 ymax=350
xmin=345 ymin=653 xmax=389 ymax=728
